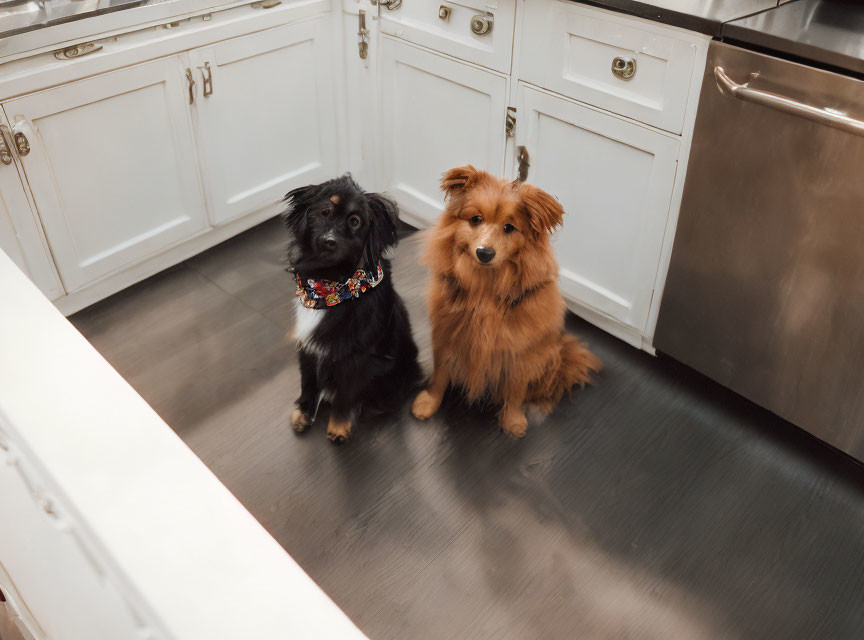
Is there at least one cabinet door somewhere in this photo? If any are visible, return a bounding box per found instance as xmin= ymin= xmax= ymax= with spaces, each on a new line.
xmin=3 ymin=56 xmax=208 ymax=292
xmin=0 ymin=141 xmax=63 ymax=299
xmin=518 ymin=85 xmax=679 ymax=332
xmin=190 ymin=18 xmax=337 ymax=226
xmin=380 ymin=37 xmax=508 ymax=227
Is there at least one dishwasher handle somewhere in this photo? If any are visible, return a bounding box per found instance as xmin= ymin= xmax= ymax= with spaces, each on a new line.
xmin=714 ymin=66 xmax=864 ymax=137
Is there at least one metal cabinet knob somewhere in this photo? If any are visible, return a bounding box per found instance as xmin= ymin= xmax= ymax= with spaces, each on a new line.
xmin=438 ymin=5 xmax=450 ymax=20
xmin=611 ymin=56 xmax=636 ymax=80
xmin=470 ymin=14 xmax=493 ymax=35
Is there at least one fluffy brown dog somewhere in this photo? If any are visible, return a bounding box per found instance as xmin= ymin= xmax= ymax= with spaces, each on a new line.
xmin=411 ymin=165 xmax=601 ymax=437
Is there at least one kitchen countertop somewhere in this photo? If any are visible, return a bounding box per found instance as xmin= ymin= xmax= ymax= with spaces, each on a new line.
xmin=0 ymin=0 xmax=788 ymax=45
xmin=0 ymin=0 xmax=245 ymax=60
xmin=0 ymin=0 xmax=235 ymax=42
xmin=0 ymin=0 xmax=148 ymax=40
xmin=723 ymin=0 xmax=864 ymax=76
xmin=578 ymin=0 xmax=781 ymax=36
xmin=5 ymin=0 xmax=861 ymax=78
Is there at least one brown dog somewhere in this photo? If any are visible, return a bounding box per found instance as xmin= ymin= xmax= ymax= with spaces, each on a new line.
xmin=411 ymin=165 xmax=601 ymax=437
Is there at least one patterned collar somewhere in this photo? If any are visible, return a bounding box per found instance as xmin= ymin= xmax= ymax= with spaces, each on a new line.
xmin=295 ymin=262 xmax=384 ymax=309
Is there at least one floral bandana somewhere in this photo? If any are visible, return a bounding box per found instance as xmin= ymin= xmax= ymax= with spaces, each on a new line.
xmin=295 ymin=262 xmax=384 ymax=309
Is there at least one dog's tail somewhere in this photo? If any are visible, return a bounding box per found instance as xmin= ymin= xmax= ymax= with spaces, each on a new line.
xmin=531 ymin=334 xmax=602 ymax=414
xmin=560 ymin=333 xmax=602 ymax=389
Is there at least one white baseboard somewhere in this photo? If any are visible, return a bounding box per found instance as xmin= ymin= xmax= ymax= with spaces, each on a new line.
xmin=565 ymin=297 xmax=654 ymax=354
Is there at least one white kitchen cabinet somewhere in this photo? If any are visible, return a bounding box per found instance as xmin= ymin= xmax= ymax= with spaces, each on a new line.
xmin=0 ymin=144 xmax=63 ymax=299
xmin=0 ymin=0 xmax=704 ymax=338
xmin=379 ymin=36 xmax=508 ymax=226
xmin=2 ymin=55 xmax=208 ymax=292
xmin=516 ymin=84 xmax=679 ymax=336
xmin=189 ymin=16 xmax=338 ymax=226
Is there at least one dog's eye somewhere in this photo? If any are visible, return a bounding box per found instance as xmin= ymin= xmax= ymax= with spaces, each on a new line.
xmin=348 ymin=215 xmax=362 ymax=229
xmin=321 ymin=208 xmax=331 ymax=216
xmin=470 ymin=215 xmax=483 ymax=226
xmin=503 ymin=223 xmax=516 ymax=234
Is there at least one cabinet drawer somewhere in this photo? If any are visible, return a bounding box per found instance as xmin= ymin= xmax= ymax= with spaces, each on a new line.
xmin=380 ymin=0 xmax=515 ymax=74
xmin=519 ymin=0 xmax=697 ymax=134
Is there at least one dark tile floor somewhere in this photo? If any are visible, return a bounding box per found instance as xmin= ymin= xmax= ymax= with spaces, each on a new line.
xmin=71 ymin=218 xmax=864 ymax=640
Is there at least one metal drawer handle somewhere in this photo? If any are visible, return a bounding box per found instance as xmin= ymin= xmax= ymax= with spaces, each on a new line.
xmin=13 ymin=131 xmax=29 ymax=156
xmin=611 ymin=56 xmax=636 ymax=80
xmin=8 ymin=120 xmax=31 ymax=157
xmin=53 ymin=41 xmax=102 ymax=60
xmin=517 ymin=145 xmax=530 ymax=183
xmin=714 ymin=66 xmax=864 ymax=137
xmin=0 ymin=126 xmax=12 ymax=166
xmin=185 ymin=68 xmax=196 ymax=105
xmin=199 ymin=61 xmax=213 ymax=97
xmin=358 ymin=10 xmax=369 ymax=60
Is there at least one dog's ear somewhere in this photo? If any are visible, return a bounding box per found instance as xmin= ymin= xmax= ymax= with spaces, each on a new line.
xmin=519 ymin=183 xmax=564 ymax=236
xmin=441 ymin=165 xmax=479 ymax=200
xmin=364 ymin=192 xmax=399 ymax=266
xmin=282 ymin=184 xmax=322 ymax=236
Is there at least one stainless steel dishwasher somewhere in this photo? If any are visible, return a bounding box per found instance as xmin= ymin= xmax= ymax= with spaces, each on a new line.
xmin=655 ymin=40 xmax=864 ymax=459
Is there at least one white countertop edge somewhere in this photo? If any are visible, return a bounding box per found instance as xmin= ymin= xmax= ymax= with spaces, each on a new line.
xmin=0 ymin=249 xmax=366 ymax=639
xmin=0 ymin=0 xmax=250 ymax=62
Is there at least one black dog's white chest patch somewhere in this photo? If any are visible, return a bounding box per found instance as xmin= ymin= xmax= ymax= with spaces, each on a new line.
xmin=295 ymin=299 xmax=326 ymax=354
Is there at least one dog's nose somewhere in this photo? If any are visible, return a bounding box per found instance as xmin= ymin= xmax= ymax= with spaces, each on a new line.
xmin=321 ymin=237 xmax=337 ymax=251
xmin=476 ymin=246 xmax=496 ymax=263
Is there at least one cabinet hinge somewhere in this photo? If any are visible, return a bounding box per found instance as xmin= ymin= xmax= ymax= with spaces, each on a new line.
xmin=505 ymin=106 xmax=516 ymax=137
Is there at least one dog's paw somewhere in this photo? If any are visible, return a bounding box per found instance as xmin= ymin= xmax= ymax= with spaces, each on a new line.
xmin=290 ymin=407 xmax=312 ymax=433
xmin=411 ymin=390 xmax=441 ymax=420
xmin=500 ymin=413 xmax=528 ymax=438
xmin=327 ymin=418 xmax=352 ymax=444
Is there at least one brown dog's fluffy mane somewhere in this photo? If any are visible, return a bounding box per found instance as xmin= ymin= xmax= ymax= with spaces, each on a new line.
xmin=422 ymin=165 xmax=601 ymax=413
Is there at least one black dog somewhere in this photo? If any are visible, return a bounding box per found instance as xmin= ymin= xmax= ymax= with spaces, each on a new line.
xmin=282 ymin=175 xmax=420 ymax=443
